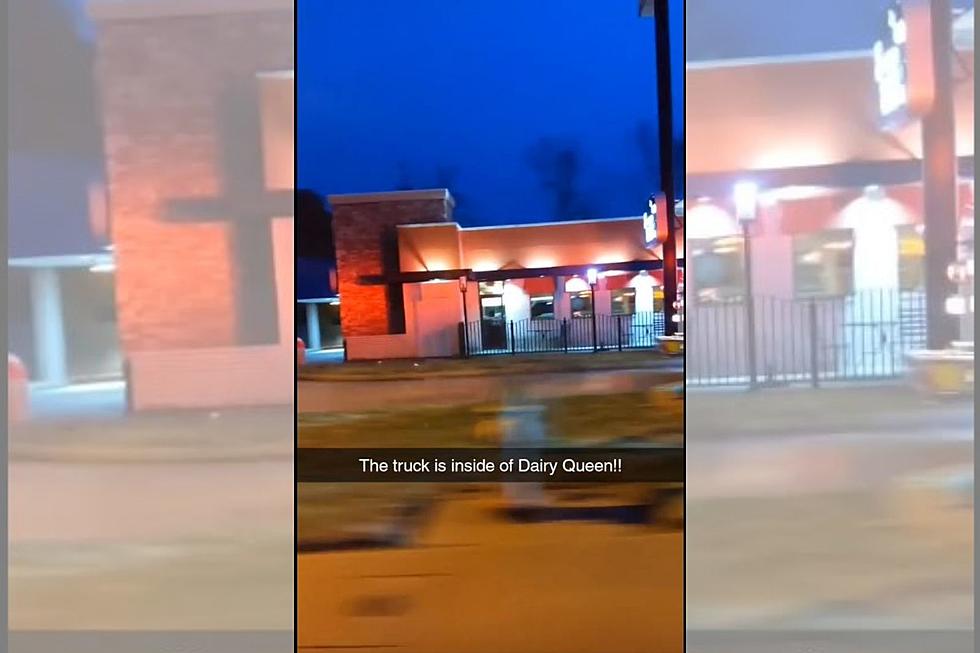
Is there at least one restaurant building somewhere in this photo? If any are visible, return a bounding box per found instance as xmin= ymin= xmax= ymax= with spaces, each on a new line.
xmin=330 ymin=190 xmax=684 ymax=360
xmin=684 ymin=8 xmax=974 ymax=383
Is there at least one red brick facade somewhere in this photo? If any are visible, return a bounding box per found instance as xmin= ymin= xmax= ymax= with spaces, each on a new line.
xmin=330 ymin=191 xmax=454 ymax=337
xmin=92 ymin=2 xmax=293 ymax=352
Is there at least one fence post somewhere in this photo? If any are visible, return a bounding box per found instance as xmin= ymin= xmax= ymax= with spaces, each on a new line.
xmin=458 ymin=321 xmax=468 ymax=358
xmin=562 ymin=318 xmax=569 ymax=353
xmin=809 ymin=299 xmax=819 ymax=388
xmin=591 ymin=312 xmax=598 ymax=353
xmin=745 ymin=295 xmax=758 ymax=388
xmin=510 ymin=321 xmax=516 ymax=355
xmin=616 ymin=315 xmax=623 ymax=351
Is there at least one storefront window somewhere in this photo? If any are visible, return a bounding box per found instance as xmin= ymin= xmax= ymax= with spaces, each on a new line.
xmin=898 ymin=225 xmax=925 ymax=291
xmin=530 ymin=295 xmax=555 ymax=320
xmin=793 ymin=229 xmax=854 ymax=297
xmin=479 ymin=280 xmax=504 ymax=296
xmin=690 ymin=237 xmax=745 ymax=302
xmin=611 ymin=289 xmax=636 ymax=315
xmin=480 ymin=295 xmax=505 ymax=321
xmin=570 ymin=290 xmax=593 ymax=318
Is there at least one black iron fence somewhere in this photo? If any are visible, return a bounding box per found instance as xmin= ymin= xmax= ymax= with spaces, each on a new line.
xmin=458 ymin=290 xmax=927 ymax=388
xmin=461 ymin=312 xmax=666 ymax=356
xmin=687 ymin=289 xmax=927 ymax=387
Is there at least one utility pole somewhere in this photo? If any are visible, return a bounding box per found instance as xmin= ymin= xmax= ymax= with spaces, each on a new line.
xmin=922 ymin=0 xmax=958 ymax=349
xmin=653 ymin=0 xmax=678 ymax=336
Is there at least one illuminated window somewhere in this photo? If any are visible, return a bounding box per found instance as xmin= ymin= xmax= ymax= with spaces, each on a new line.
xmin=570 ymin=291 xmax=593 ymax=318
xmin=690 ymin=236 xmax=745 ymax=302
xmin=478 ymin=280 xmax=504 ymax=296
xmin=793 ymin=229 xmax=854 ymax=297
xmin=611 ymin=289 xmax=636 ymax=315
xmin=530 ymin=295 xmax=555 ymax=320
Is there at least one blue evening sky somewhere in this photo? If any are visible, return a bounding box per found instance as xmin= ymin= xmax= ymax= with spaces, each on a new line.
xmin=298 ymin=0 xmax=684 ymax=226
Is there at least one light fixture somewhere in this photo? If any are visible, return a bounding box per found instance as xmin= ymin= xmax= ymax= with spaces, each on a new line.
xmin=458 ymin=275 xmax=468 ymax=292
xmin=733 ymin=181 xmax=759 ymax=222
xmin=586 ymin=268 xmax=599 ymax=285
xmin=945 ymin=295 xmax=967 ymax=316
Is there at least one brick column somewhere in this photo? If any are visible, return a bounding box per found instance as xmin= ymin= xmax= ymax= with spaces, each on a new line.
xmin=91 ymin=0 xmax=293 ymax=352
xmin=330 ymin=190 xmax=454 ymax=337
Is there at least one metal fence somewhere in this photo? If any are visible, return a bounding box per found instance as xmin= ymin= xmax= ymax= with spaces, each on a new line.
xmin=462 ymin=311 xmax=666 ymax=356
xmin=686 ymin=289 xmax=927 ymax=387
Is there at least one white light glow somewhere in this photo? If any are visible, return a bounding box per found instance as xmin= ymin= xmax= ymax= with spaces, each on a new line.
xmin=686 ymin=203 xmax=739 ymax=240
xmin=761 ymin=185 xmax=834 ymax=202
xmin=733 ymin=181 xmax=759 ymax=222
xmin=565 ymin=277 xmax=590 ymax=293
xmin=946 ymin=295 xmax=968 ymax=315
xmin=586 ymin=268 xmax=599 ymax=285
xmin=88 ymin=262 xmax=116 ymax=273
xmin=526 ymin=257 xmax=557 ymax=269
xmin=471 ymin=260 xmax=499 ymax=272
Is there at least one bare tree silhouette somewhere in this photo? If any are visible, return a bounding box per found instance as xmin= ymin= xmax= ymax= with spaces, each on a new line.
xmin=434 ymin=164 xmax=471 ymax=220
xmin=394 ymin=161 xmax=416 ymax=191
xmin=525 ymin=137 xmax=594 ymax=221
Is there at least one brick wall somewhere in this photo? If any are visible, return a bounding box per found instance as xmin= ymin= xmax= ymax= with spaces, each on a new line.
xmin=92 ymin=5 xmax=293 ymax=352
xmin=330 ymin=191 xmax=453 ymax=337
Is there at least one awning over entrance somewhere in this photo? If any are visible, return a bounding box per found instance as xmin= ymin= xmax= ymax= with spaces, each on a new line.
xmin=362 ymin=258 xmax=686 ymax=286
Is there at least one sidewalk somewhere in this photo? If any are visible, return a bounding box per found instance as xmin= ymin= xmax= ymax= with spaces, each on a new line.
xmin=9 ymin=406 xmax=294 ymax=463
xmin=28 ymin=380 xmax=126 ymax=420
xmin=299 ymin=349 xmax=679 ymax=382
xmin=687 ymin=382 xmax=973 ymax=437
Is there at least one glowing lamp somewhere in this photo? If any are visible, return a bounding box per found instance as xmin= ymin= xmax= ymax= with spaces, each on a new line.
xmin=586 ymin=268 xmax=599 ymax=286
xmin=945 ymin=295 xmax=967 ymax=316
xmin=733 ymin=181 xmax=759 ymax=222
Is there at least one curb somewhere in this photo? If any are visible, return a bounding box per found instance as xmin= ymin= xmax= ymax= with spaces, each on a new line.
xmin=299 ymin=361 xmax=680 ymax=383
xmin=9 ymin=443 xmax=294 ymax=464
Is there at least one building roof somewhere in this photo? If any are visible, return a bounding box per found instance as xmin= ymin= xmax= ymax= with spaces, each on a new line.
xmin=687 ymin=49 xmax=975 ymax=179
xmin=328 ymin=189 xmax=455 ymax=207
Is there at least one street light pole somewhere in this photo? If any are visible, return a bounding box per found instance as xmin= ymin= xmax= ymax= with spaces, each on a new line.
xmin=741 ymin=220 xmax=758 ymax=388
xmin=735 ymin=181 xmax=759 ymax=388
xmin=459 ymin=276 xmax=470 ymax=357
xmin=921 ymin=0 xmax=958 ymax=349
xmin=653 ymin=0 xmax=678 ymax=336
xmin=587 ymin=268 xmax=599 ymax=352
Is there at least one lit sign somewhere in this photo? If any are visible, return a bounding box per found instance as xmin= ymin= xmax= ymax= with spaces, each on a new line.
xmin=643 ymin=193 xmax=670 ymax=245
xmin=873 ymin=0 xmax=934 ymax=127
xmin=643 ymin=196 xmax=657 ymax=244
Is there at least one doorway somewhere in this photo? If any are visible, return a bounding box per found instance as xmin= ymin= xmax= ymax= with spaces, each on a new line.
xmin=479 ymin=282 xmax=508 ymax=350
